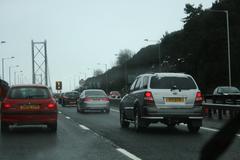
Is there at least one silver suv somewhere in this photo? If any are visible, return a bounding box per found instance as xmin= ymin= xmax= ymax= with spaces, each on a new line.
xmin=119 ymin=73 xmax=203 ymax=133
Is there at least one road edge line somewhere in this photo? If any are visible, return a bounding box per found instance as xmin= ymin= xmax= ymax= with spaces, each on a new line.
xmin=116 ymin=148 xmax=142 ymax=160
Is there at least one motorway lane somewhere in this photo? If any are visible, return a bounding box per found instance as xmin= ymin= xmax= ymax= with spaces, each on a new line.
xmin=59 ymin=105 xmax=240 ymax=160
xmin=0 ymin=112 xmax=129 ymax=160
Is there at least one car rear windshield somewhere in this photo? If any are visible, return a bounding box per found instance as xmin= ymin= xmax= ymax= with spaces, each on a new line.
xmin=64 ymin=92 xmax=79 ymax=98
xmin=221 ymin=87 xmax=240 ymax=93
xmin=150 ymin=76 xmax=197 ymax=90
xmin=8 ymin=87 xmax=50 ymax=99
xmin=85 ymin=90 xmax=107 ymax=97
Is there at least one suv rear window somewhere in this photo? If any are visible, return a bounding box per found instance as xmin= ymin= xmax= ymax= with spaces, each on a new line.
xmin=150 ymin=76 xmax=197 ymax=89
xmin=8 ymin=87 xmax=50 ymax=99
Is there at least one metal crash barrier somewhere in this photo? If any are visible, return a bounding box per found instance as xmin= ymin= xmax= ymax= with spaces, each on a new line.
xmin=203 ymin=95 xmax=240 ymax=120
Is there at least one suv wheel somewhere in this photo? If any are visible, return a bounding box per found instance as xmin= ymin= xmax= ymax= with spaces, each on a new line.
xmin=1 ymin=122 xmax=9 ymax=133
xmin=120 ymin=109 xmax=129 ymax=128
xmin=187 ymin=124 xmax=200 ymax=133
xmin=134 ymin=108 xmax=146 ymax=131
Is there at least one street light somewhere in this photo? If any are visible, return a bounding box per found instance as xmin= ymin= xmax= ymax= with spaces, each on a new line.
xmin=206 ymin=9 xmax=231 ymax=86
xmin=2 ymin=56 xmax=14 ymax=80
xmin=9 ymin=65 xmax=19 ymax=85
xmin=14 ymin=70 xmax=23 ymax=85
xmin=144 ymin=39 xmax=161 ymax=71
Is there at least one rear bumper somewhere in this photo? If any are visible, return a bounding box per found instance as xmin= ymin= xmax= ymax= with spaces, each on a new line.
xmin=142 ymin=106 xmax=203 ymax=120
xmin=1 ymin=113 xmax=57 ymax=124
xmin=79 ymin=106 xmax=110 ymax=111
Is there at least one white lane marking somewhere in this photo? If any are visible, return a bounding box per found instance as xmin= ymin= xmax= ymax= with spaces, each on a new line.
xmin=116 ymin=148 xmax=142 ymax=160
xmin=180 ymin=124 xmax=240 ymax=138
xmin=65 ymin=116 xmax=71 ymax=119
xmin=79 ymin=124 xmax=90 ymax=130
xmin=110 ymin=108 xmax=119 ymax=113
xmin=58 ymin=111 xmax=62 ymax=114
xmin=201 ymin=127 xmax=218 ymax=132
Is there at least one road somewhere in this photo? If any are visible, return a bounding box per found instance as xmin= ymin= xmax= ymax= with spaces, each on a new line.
xmin=0 ymin=105 xmax=240 ymax=160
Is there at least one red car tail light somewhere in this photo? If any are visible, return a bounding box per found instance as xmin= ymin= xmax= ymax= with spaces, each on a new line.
xmin=194 ymin=92 xmax=203 ymax=105
xmin=48 ymin=103 xmax=57 ymax=109
xmin=144 ymin=91 xmax=154 ymax=106
xmin=100 ymin=97 xmax=110 ymax=102
xmin=2 ymin=103 xmax=12 ymax=109
xmin=84 ymin=97 xmax=93 ymax=102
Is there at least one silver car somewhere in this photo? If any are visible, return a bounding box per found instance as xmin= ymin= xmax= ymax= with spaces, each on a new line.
xmin=77 ymin=89 xmax=110 ymax=113
xmin=120 ymin=73 xmax=203 ymax=133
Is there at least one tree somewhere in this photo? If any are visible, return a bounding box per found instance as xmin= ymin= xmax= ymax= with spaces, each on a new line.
xmin=116 ymin=49 xmax=134 ymax=66
xmin=183 ymin=4 xmax=203 ymax=24
xmin=93 ymin=69 xmax=103 ymax=77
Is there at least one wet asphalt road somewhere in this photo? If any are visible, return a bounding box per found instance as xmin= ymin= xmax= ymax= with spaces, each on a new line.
xmin=0 ymin=105 xmax=240 ymax=160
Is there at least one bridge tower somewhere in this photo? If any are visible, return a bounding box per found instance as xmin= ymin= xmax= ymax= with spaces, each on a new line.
xmin=31 ymin=40 xmax=48 ymax=86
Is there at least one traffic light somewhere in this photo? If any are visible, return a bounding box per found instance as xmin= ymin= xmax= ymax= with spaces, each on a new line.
xmin=56 ymin=81 xmax=62 ymax=90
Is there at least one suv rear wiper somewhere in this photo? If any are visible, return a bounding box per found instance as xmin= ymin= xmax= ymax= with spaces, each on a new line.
xmin=200 ymin=112 xmax=240 ymax=160
xmin=170 ymin=85 xmax=181 ymax=92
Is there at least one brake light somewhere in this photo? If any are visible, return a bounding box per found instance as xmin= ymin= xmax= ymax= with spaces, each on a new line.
xmin=84 ymin=97 xmax=93 ymax=102
xmin=2 ymin=103 xmax=11 ymax=109
xmin=195 ymin=92 xmax=203 ymax=105
xmin=144 ymin=91 xmax=154 ymax=105
xmin=48 ymin=103 xmax=57 ymax=109
xmin=101 ymin=97 xmax=110 ymax=102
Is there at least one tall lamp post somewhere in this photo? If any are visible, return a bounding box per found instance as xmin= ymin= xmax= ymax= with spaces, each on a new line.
xmin=9 ymin=65 xmax=19 ymax=85
xmin=2 ymin=56 xmax=14 ymax=81
xmin=206 ymin=9 xmax=231 ymax=86
xmin=144 ymin=39 xmax=161 ymax=71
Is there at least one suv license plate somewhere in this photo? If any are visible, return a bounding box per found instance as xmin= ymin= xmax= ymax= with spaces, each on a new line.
xmin=165 ymin=98 xmax=184 ymax=103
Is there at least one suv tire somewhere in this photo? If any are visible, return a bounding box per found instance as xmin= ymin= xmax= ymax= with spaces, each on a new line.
xmin=187 ymin=124 xmax=200 ymax=133
xmin=134 ymin=108 xmax=147 ymax=131
xmin=120 ymin=109 xmax=129 ymax=128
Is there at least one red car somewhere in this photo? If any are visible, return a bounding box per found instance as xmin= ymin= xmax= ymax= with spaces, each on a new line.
xmin=1 ymin=84 xmax=58 ymax=133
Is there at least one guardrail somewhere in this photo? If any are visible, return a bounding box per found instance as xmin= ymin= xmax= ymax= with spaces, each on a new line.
xmin=109 ymin=95 xmax=240 ymax=120
xmin=203 ymin=95 xmax=240 ymax=120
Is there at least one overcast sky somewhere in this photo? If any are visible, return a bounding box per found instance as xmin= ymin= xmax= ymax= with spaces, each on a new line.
xmin=0 ymin=0 xmax=215 ymax=92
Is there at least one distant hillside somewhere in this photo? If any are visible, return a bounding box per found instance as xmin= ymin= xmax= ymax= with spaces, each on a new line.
xmin=84 ymin=0 xmax=240 ymax=94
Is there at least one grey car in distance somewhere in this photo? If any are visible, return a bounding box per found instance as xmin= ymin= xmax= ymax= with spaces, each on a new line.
xmin=120 ymin=73 xmax=203 ymax=133
xmin=77 ymin=89 xmax=110 ymax=113
xmin=213 ymin=86 xmax=240 ymax=95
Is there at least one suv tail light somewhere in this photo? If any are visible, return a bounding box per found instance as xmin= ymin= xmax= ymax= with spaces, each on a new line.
xmin=2 ymin=103 xmax=12 ymax=109
xmin=144 ymin=91 xmax=154 ymax=106
xmin=48 ymin=103 xmax=57 ymax=109
xmin=194 ymin=92 xmax=203 ymax=105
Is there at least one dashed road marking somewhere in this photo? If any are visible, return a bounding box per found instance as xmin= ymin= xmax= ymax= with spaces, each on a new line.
xmin=65 ymin=116 xmax=71 ymax=119
xmin=116 ymin=148 xmax=142 ymax=160
xmin=79 ymin=124 xmax=90 ymax=130
xmin=180 ymin=124 xmax=240 ymax=138
xmin=110 ymin=108 xmax=119 ymax=113
xmin=58 ymin=111 xmax=62 ymax=114
xmin=201 ymin=126 xmax=218 ymax=132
